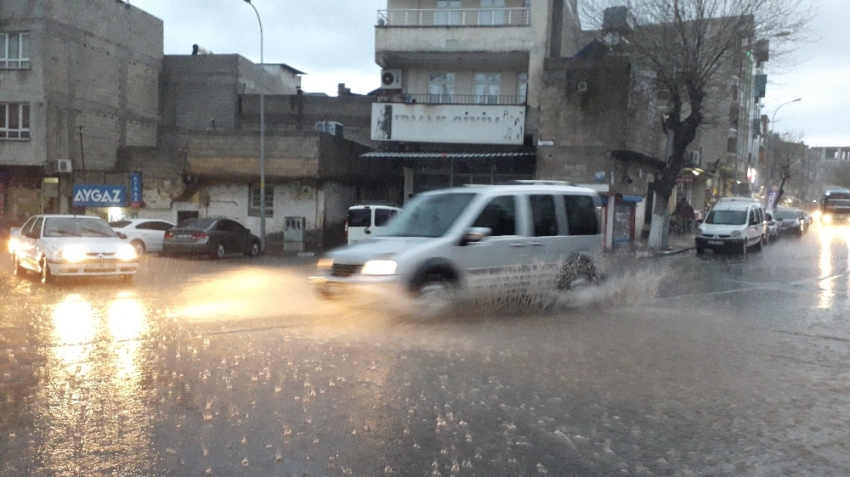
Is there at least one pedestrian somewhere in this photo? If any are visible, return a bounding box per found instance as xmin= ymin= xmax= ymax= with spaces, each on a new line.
xmin=679 ymin=199 xmax=695 ymax=232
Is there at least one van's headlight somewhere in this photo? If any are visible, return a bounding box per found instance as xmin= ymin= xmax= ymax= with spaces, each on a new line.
xmin=116 ymin=244 xmax=138 ymax=261
xmin=695 ymin=228 xmax=704 ymax=237
xmin=822 ymin=214 xmax=833 ymax=224
xmin=316 ymin=258 xmax=333 ymax=271
xmin=62 ymin=246 xmax=88 ymax=263
xmin=730 ymin=230 xmax=742 ymax=238
xmin=361 ymin=260 xmax=397 ymax=276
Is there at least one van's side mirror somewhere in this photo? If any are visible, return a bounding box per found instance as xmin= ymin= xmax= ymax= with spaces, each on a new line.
xmin=117 ymin=232 xmax=128 ymax=239
xmin=461 ymin=227 xmax=491 ymax=245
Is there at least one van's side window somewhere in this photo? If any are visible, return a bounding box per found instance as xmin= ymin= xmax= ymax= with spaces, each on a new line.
xmin=530 ymin=195 xmax=558 ymax=237
xmin=472 ymin=195 xmax=517 ymax=236
xmin=749 ymin=210 xmax=758 ymax=225
xmin=563 ymin=195 xmax=599 ymax=235
xmin=374 ymin=208 xmax=398 ymax=226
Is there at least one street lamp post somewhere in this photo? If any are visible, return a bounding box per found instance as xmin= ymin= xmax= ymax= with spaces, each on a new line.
xmin=767 ymin=97 xmax=801 ymax=208
xmin=244 ymin=0 xmax=265 ymax=251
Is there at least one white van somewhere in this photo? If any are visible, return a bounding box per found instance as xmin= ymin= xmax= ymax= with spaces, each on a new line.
xmin=696 ymin=197 xmax=767 ymax=254
xmin=345 ymin=204 xmax=402 ymax=244
xmin=313 ymin=182 xmax=604 ymax=304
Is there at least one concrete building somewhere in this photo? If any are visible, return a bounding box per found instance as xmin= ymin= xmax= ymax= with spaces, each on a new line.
xmin=114 ymin=53 xmax=397 ymax=252
xmin=0 ymin=0 xmax=162 ymax=229
xmin=370 ymin=1 xmax=665 ymax=247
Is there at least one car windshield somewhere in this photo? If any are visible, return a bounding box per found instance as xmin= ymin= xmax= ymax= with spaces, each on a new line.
xmin=43 ymin=217 xmax=117 ymax=238
xmin=824 ymin=198 xmax=850 ymax=210
xmin=382 ymin=192 xmax=476 ymax=238
xmin=704 ymin=209 xmax=747 ymax=225
xmin=773 ymin=210 xmax=798 ymax=220
xmin=176 ymin=218 xmax=216 ymax=229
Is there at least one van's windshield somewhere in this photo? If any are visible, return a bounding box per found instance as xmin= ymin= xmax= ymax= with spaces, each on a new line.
xmin=704 ymin=209 xmax=747 ymax=225
xmin=383 ymin=192 xmax=476 ymax=238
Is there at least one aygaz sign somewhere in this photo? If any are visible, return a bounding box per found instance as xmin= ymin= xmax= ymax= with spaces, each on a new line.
xmin=72 ymin=185 xmax=127 ymax=207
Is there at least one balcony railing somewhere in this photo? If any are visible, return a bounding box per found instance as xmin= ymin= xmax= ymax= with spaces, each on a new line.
xmin=377 ymin=93 xmax=527 ymax=106
xmin=377 ymin=8 xmax=531 ymax=27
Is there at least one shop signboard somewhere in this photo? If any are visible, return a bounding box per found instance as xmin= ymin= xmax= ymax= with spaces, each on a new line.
xmin=72 ymin=185 xmax=126 ymax=207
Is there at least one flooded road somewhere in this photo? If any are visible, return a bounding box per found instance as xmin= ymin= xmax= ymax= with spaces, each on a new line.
xmin=1 ymin=226 xmax=849 ymax=476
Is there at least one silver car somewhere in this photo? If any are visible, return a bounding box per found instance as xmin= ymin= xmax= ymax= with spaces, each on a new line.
xmin=9 ymin=215 xmax=139 ymax=284
xmin=311 ymin=182 xmax=604 ymax=311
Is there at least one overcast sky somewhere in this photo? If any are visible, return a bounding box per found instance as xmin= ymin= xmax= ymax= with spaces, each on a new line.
xmin=131 ymin=0 xmax=849 ymax=148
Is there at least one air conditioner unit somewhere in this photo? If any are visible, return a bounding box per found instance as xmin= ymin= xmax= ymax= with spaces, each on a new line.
xmin=689 ymin=150 xmax=701 ymax=167
xmin=314 ymin=121 xmax=344 ymax=138
xmin=380 ymin=69 xmax=402 ymax=89
xmin=56 ymin=159 xmax=73 ymax=174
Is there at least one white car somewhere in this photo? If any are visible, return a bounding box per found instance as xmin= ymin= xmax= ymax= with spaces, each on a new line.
xmin=9 ymin=214 xmax=139 ymax=284
xmin=345 ymin=204 xmax=402 ymax=244
xmin=110 ymin=218 xmax=175 ymax=254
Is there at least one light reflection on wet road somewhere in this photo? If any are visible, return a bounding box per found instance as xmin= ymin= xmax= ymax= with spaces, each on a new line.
xmin=1 ymin=225 xmax=850 ymax=476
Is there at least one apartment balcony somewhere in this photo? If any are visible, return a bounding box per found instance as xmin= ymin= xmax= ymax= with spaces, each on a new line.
xmin=377 ymin=8 xmax=530 ymax=27
xmin=376 ymin=7 xmax=535 ymax=68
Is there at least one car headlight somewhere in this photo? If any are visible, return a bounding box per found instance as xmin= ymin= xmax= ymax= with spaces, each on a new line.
xmin=730 ymin=230 xmax=742 ymax=238
xmin=361 ymin=259 xmax=397 ymax=276
xmin=116 ymin=244 xmax=138 ymax=261
xmin=62 ymin=246 xmax=88 ymax=263
xmin=822 ymin=214 xmax=832 ymax=223
xmin=696 ymin=228 xmax=704 ymax=237
xmin=316 ymin=258 xmax=333 ymax=271
xmin=8 ymin=238 xmax=19 ymax=254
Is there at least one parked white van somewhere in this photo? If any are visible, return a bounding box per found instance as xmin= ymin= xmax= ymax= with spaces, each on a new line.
xmin=345 ymin=204 xmax=402 ymax=244
xmin=695 ymin=197 xmax=767 ymax=254
xmin=312 ymin=182 xmax=604 ymax=307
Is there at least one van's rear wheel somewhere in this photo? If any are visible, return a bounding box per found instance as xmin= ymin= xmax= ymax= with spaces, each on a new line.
xmin=557 ymin=255 xmax=598 ymax=290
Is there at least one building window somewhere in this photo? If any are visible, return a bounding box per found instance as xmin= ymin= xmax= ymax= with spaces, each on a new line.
xmin=0 ymin=103 xmax=30 ymax=140
xmin=479 ymin=0 xmax=506 ymax=25
xmin=517 ymin=72 xmax=528 ymax=103
xmin=248 ymin=185 xmax=274 ymax=217
xmin=474 ymin=73 xmax=501 ymax=104
xmin=429 ymin=72 xmax=455 ymax=103
xmin=435 ymin=1 xmax=462 ymax=26
xmin=1 ymin=32 xmax=30 ymax=69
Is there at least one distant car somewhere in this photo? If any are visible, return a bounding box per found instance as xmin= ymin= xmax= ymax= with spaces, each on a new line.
xmin=345 ymin=204 xmax=402 ymax=244
xmin=163 ymin=217 xmax=261 ymax=258
xmin=773 ymin=208 xmax=807 ymax=236
xmin=765 ymin=211 xmax=779 ymax=242
xmin=8 ymin=214 xmax=139 ymax=284
xmin=110 ymin=218 xmax=175 ymax=255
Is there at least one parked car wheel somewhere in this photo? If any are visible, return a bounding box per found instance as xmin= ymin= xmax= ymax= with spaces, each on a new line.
xmin=213 ymin=242 xmax=226 ymax=259
xmin=131 ymin=239 xmax=146 ymax=255
xmin=245 ymin=240 xmax=260 ymax=257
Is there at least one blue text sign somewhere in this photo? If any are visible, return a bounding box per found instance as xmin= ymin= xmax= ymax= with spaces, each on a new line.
xmin=72 ymin=185 xmax=126 ymax=207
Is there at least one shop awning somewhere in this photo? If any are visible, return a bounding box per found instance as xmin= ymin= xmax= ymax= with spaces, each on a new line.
xmin=361 ymin=152 xmax=536 ymax=159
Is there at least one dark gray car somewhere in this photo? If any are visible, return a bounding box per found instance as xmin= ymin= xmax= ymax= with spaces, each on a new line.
xmin=162 ymin=217 xmax=261 ymax=258
xmin=773 ymin=208 xmax=807 ymax=236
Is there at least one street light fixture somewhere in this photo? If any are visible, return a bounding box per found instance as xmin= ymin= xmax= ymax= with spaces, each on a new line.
xmin=244 ymin=0 xmax=266 ymax=251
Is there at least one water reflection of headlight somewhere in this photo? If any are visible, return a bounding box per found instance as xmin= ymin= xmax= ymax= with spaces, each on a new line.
xmin=361 ymin=260 xmax=397 ymax=275
xmin=52 ymin=295 xmax=97 ymax=370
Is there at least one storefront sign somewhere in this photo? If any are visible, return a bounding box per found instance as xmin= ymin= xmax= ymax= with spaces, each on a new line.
xmin=72 ymin=185 xmax=126 ymax=207
xmin=130 ymin=172 xmax=142 ymax=208
xmin=371 ymin=103 xmax=526 ymax=145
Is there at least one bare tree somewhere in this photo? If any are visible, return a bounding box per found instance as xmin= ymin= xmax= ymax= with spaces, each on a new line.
xmin=767 ymin=132 xmax=806 ymax=208
xmin=581 ymin=0 xmax=813 ymax=249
